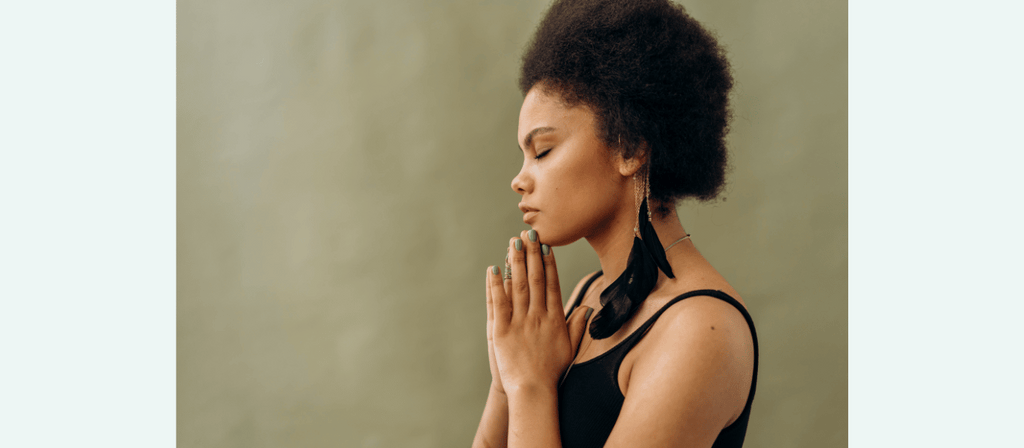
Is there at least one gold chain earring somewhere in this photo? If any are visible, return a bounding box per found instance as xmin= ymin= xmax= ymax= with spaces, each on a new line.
xmin=633 ymin=171 xmax=642 ymax=236
xmin=644 ymin=164 xmax=652 ymax=221
xmin=633 ymin=163 xmax=651 ymax=236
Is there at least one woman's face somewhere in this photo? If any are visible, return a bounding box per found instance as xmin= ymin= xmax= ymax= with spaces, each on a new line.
xmin=513 ymin=87 xmax=631 ymax=246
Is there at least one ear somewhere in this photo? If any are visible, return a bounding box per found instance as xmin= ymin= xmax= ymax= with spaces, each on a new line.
xmin=616 ymin=152 xmax=647 ymax=177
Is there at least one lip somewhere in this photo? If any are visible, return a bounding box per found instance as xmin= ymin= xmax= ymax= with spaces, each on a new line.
xmin=522 ymin=211 xmax=539 ymax=223
xmin=518 ymin=202 xmax=538 ymax=213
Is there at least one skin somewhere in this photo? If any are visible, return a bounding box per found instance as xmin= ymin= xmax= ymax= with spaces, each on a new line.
xmin=471 ymin=86 xmax=755 ymax=448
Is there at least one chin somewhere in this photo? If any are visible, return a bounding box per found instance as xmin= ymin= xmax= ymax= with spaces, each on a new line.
xmin=530 ymin=222 xmax=583 ymax=247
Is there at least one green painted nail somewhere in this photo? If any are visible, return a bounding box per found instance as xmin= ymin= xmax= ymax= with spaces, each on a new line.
xmin=528 ymin=229 xmax=537 ymax=242
xmin=541 ymin=244 xmax=550 ymax=255
xmin=585 ymin=308 xmax=594 ymax=321
xmin=514 ymin=238 xmax=522 ymax=251
xmin=491 ymin=266 xmax=499 ymax=275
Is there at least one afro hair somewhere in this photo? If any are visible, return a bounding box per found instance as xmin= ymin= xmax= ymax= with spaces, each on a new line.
xmin=519 ymin=0 xmax=733 ymax=215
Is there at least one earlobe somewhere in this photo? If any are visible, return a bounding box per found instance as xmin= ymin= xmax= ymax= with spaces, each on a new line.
xmin=614 ymin=139 xmax=648 ymax=177
xmin=617 ymin=155 xmax=645 ymax=177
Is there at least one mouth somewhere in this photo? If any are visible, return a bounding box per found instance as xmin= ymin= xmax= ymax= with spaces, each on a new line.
xmin=519 ymin=203 xmax=539 ymax=223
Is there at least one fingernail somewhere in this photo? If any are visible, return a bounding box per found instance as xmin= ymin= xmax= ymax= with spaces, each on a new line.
xmin=491 ymin=266 xmax=499 ymax=275
xmin=541 ymin=244 xmax=550 ymax=255
xmin=585 ymin=308 xmax=594 ymax=321
xmin=528 ymin=229 xmax=537 ymax=242
xmin=514 ymin=238 xmax=522 ymax=251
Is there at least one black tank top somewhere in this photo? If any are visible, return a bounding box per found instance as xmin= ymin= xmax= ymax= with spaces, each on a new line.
xmin=559 ymin=272 xmax=759 ymax=448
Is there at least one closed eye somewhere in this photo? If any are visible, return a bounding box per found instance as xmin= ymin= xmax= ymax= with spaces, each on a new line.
xmin=534 ymin=148 xmax=553 ymax=160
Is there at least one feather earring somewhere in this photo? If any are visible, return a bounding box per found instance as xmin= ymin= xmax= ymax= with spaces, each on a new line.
xmin=589 ymin=164 xmax=676 ymax=339
xmin=636 ymin=164 xmax=674 ymax=278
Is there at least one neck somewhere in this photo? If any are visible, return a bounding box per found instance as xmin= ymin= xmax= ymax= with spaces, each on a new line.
xmin=584 ymin=201 xmax=693 ymax=288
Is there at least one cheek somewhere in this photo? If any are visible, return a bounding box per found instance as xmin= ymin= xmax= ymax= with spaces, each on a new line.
xmin=535 ymin=168 xmax=617 ymax=246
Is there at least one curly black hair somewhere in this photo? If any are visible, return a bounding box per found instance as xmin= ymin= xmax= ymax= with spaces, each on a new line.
xmin=519 ymin=0 xmax=733 ymax=216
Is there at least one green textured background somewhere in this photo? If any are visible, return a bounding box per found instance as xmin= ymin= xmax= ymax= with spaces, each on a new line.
xmin=177 ymin=0 xmax=847 ymax=446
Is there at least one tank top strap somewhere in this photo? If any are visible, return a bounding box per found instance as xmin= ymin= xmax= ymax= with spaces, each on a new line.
xmin=615 ymin=289 xmax=755 ymax=361
xmin=566 ymin=270 xmax=604 ymax=319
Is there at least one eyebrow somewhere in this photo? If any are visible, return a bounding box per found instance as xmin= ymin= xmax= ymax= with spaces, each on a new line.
xmin=518 ymin=126 xmax=556 ymax=152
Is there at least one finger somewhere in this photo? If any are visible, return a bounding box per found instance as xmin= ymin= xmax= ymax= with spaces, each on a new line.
xmin=509 ymin=237 xmax=529 ymax=317
xmin=523 ymin=229 xmax=546 ymax=315
xmin=541 ymin=243 xmax=562 ymax=313
xmin=485 ymin=266 xmax=494 ymax=336
xmin=489 ymin=265 xmax=512 ymax=328
xmin=567 ymin=306 xmax=594 ymax=357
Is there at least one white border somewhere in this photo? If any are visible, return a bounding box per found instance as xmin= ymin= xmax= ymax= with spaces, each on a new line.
xmin=851 ymin=0 xmax=1024 ymax=446
xmin=0 ymin=1 xmax=176 ymax=446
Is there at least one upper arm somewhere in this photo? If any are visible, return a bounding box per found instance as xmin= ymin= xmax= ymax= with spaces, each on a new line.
xmin=604 ymin=297 xmax=755 ymax=448
xmin=563 ymin=271 xmax=601 ymax=317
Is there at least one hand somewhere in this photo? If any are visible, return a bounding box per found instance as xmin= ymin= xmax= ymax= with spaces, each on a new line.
xmin=485 ymin=229 xmax=592 ymax=396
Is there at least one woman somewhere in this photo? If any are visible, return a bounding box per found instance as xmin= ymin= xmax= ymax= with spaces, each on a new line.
xmin=472 ymin=1 xmax=758 ymax=447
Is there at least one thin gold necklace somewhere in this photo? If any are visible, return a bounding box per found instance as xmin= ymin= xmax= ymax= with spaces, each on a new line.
xmin=664 ymin=233 xmax=691 ymax=251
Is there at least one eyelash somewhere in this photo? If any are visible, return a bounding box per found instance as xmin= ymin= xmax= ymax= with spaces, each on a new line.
xmin=534 ymin=148 xmax=552 ymax=160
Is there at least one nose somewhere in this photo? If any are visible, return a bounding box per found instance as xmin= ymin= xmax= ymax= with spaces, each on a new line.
xmin=511 ymin=162 xmax=530 ymax=195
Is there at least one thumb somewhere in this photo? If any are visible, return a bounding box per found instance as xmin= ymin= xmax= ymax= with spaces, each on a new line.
xmin=567 ymin=306 xmax=594 ymax=356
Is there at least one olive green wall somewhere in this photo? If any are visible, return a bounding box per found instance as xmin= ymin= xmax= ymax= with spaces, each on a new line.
xmin=177 ymin=0 xmax=847 ymax=446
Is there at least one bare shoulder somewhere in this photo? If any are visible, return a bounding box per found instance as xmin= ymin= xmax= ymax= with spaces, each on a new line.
xmin=563 ymin=270 xmax=602 ymax=316
xmin=640 ymin=292 xmax=754 ymax=385
xmin=605 ymin=292 xmax=755 ymax=446
xmin=606 ymin=292 xmax=755 ymax=447
xmin=651 ymin=292 xmax=753 ymax=350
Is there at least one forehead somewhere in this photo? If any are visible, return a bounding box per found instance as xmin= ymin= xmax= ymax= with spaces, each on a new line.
xmin=517 ymin=87 xmax=597 ymax=145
